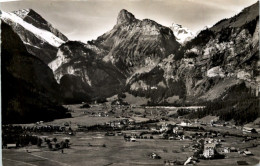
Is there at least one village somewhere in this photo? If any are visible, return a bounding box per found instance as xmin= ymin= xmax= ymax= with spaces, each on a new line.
xmin=2 ymin=103 xmax=260 ymax=166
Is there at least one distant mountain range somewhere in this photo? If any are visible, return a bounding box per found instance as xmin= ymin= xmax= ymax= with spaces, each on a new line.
xmin=1 ymin=1 xmax=259 ymax=123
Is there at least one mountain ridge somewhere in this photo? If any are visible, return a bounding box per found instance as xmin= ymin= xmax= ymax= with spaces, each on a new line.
xmin=0 ymin=9 xmax=68 ymax=63
xmin=126 ymin=1 xmax=259 ymax=104
xmin=1 ymin=22 xmax=70 ymax=124
xmin=1 ymin=2 xmax=259 ymax=123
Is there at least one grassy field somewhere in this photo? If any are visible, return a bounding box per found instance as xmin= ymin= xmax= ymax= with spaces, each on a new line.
xmin=3 ymin=130 xmax=260 ymax=166
xmin=3 ymin=132 xmax=194 ymax=166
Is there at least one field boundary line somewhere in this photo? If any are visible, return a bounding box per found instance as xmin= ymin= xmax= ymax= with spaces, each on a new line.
xmin=3 ymin=157 xmax=38 ymax=166
xmin=29 ymin=153 xmax=71 ymax=166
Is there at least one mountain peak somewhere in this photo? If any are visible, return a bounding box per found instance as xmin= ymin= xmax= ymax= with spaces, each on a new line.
xmin=13 ymin=9 xmax=36 ymax=19
xmin=117 ymin=9 xmax=136 ymax=25
xmin=170 ymin=23 xmax=194 ymax=44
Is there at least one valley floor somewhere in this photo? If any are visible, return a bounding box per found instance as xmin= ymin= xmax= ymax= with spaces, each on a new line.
xmin=3 ymin=104 xmax=260 ymax=166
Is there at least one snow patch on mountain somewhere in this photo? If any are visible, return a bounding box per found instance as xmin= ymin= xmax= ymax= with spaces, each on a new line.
xmin=130 ymin=80 xmax=149 ymax=91
xmin=170 ymin=23 xmax=194 ymax=44
xmin=83 ymin=71 xmax=92 ymax=87
xmin=207 ymin=66 xmax=225 ymax=78
xmin=23 ymin=41 xmax=41 ymax=49
xmin=1 ymin=11 xmax=64 ymax=47
xmin=48 ymin=49 xmax=68 ymax=71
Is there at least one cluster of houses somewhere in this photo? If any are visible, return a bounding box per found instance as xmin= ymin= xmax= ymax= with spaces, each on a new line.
xmin=242 ymin=127 xmax=258 ymax=133
xmin=123 ymin=132 xmax=154 ymax=141
xmin=104 ymin=118 xmax=135 ymax=128
xmin=199 ymin=137 xmax=255 ymax=159
xmin=2 ymin=124 xmax=70 ymax=133
xmin=144 ymin=121 xmax=257 ymax=162
xmin=23 ymin=125 xmax=67 ymax=132
xmin=203 ymin=142 xmax=217 ymax=159
xmin=88 ymin=112 xmax=109 ymax=117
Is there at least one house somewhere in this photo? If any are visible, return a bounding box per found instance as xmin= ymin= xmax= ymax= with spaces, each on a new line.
xmin=230 ymin=147 xmax=237 ymax=152
xmin=150 ymin=153 xmax=160 ymax=159
xmin=150 ymin=127 xmax=157 ymax=131
xmin=6 ymin=144 xmax=16 ymax=149
xmin=128 ymin=118 xmax=135 ymax=125
xmin=242 ymin=127 xmax=256 ymax=133
xmin=184 ymin=156 xmax=198 ymax=165
xmin=164 ymin=160 xmax=175 ymax=166
xmin=204 ymin=138 xmax=214 ymax=144
xmin=194 ymin=119 xmax=199 ymax=124
xmin=168 ymin=136 xmax=175 ymax=140
xmin=179 ymin=121 xmax=192 ymax=127
xmin=64 ymin=122 xmax=70 ymax=127
xmin=182 ymin=135 xmax=192 ymax=140
xmin=173 ymin=126 xmax=183 ymax=134
xmin=243 ymin=150 xmax=253 ymax=156
xmin=160 ymin=123 xmax=169 ymax=132
xmin=130 ymin=138 xmax=136 ymax=142
xmin=184 ymin=157 xmax=193 ymax=165
xmin=223 ymin=147 xmax=230 ymax=153
xmin=203 ymin=143 xmax=216 ymax=158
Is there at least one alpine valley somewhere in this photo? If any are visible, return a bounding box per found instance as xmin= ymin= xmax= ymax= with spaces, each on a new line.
xmin=1 ymin=1 xmax=259 ymax=124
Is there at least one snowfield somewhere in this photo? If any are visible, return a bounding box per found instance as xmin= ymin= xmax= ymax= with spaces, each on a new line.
xmin=1 ymin=11 xmax=65 ymax=47
xmin=170 ymin=23 xmax=194 ymax=44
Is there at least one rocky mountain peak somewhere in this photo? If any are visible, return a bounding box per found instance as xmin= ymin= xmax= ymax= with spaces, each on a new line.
xmin=117 ymin=9 xmax=136 ymax=25
xmin=13 ymin=9 xmax=31 ymax=18
xmin=13 ymin=8 xmax=47 ymax=24
xmin=1 ymin=8 xmax=69 ymax=63
xmin=13 ymin=8 xmax=68 ymax=42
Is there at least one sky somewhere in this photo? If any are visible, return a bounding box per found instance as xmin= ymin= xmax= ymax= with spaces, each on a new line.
xmin=1 ymin=0 xmax=258 ymax=42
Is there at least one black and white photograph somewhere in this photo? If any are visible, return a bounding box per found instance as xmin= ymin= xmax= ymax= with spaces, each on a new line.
xmin=0 ymin=0 xmax=260 ymax=165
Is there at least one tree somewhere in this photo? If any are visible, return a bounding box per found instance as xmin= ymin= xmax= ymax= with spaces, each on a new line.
xmin=48 ymin=143 xmax=53 ymax=149
xmin=55 ymin=143 xmax=60 ymax=149
xmin=60 ymin=141 xmax=66 ymax=149
xmin=65 ymin=139 xmax=70 ymax=148
xmin=251 ymin=128 xmax=257 ymax=133
xmin=53 ymin=138 xmax=57 ymax=143
xmin=46 ymin=139 xmax=51 ymax=145
xmin=37 ymin=138 xmax=42 ymax=147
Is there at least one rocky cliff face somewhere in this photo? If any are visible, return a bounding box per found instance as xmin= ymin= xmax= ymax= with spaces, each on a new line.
xmin=49 ymin=41 xmax=126 ymax=102
xmin=1 ymin=2 xmax=258 ymax=107
xmin=0 ymin=9 xmax=68 ymax=63
xmin=92 ymin=9 xmax=180 ymax=76
xmin=49 ymin=9 xmax=181 ymax=102
xmin=126 ymin=2 xmax=259 ymax=104
xmin=1 ymin=22 xmax=69 ymax=124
